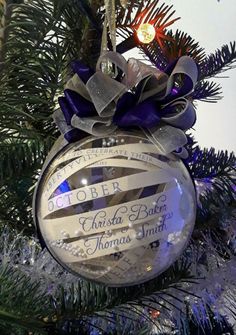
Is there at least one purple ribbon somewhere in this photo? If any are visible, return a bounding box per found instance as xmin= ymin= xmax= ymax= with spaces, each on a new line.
xmin=56 ymin=56 xmax=197 ymax=143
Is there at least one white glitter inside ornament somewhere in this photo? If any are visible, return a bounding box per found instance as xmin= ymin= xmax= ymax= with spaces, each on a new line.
xmin=34 ymin=130 xmax=196 ymax=287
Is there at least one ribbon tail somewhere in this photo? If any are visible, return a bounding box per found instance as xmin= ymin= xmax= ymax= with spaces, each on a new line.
xmin=142 ymin=125 xmax=188 ymax=157
xmin=65 ymin=73 xmax=91 ymax=101
xmin=53 ymin=109 xmax=82 ymax=142
xmin=173 ymin=147 xmax=189 ymax=159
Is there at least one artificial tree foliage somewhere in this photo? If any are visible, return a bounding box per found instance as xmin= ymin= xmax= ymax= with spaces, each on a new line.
xmin=0 ymin=0 xmax=235 ymax=334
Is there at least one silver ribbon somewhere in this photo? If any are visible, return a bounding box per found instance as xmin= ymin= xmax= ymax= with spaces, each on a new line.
xmin=57 ymin=52 xmax=198 ymax=156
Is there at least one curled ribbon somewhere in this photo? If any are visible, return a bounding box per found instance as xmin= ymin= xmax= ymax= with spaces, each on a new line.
xmin=54 ymin=52 xmax=198 ymax=158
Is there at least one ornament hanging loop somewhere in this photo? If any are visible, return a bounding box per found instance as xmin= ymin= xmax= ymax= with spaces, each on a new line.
xmin=101 ymin=0 xmax=117 ymax=53
xmin=101 ymin=0 xmax=117 ymax=76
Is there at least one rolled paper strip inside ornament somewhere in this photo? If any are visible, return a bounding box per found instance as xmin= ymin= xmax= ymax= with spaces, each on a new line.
xmin=43 ymin=142 xmax=183 ymax=199
xmin=51 ymin=142 xmax=163 ymax=168
xmin=51 ymin=210 xmax=183 ymax=263
xmin=34 ymin=131 xmax=197 ymax=286
xmin=87 ymin=158 xmax=157 ymax=171
xmin=44 ymin=186 xmax=178 ymax=239
xmin=78 ymin=247 xmax=149 ymax=282
xmin=42 ymin=170 xmax=175 ymax=217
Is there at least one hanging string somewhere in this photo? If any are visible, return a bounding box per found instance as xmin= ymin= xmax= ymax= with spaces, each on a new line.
xmin=100 ymin=1 xmax=128 ymax=74
xmin=119 ymin=0 xmax=128 ymax=8
xmin=100 ymin=0 xmax=117 ymax=75
xmin=101 ymin=0 xmax=116 ymax=54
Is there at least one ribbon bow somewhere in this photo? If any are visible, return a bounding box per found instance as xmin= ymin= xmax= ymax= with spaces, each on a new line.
xmin=54 ymin=52 xmax=198 ymax=158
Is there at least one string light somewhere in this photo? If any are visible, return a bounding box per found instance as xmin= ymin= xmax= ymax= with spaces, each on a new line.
xmin=150 ymin=309 xmax=161 ymax=319
xmin=137 ymin=23 xmax=156 ymax=44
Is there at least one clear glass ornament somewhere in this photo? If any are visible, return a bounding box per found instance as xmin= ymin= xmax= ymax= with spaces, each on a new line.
xmin=34 ymin=130 xmax=196 ymax=287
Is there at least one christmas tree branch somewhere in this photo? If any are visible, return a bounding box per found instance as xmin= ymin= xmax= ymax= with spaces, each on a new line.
xmin=163 ymin=30 xmax=205 ymax=63
xmin=199 ymin=42 xmax=236 ymax=79
xmin=0 ymin=228 xmax=197 ymax=332
xmin=191 ymin=80 xmax=222 ymax=102
xmin=48 ymin=256 xmax=196 ymax=326
xmin=0 ymin=0 xmax=15 ymax=74
xmin=0 ymin=137 xmax=55 ymax=233
xmin=0 ymin=0 xmax=65 ymax=139
xmin=72 ymin=0 xmax=102 ymax=32
xmin=1 ymin=222 xmax=236 ymax=334
xmin=188 ymin=146 xmax=235 ymax=180
xmin=0 ymin=265 xmax=53 ymax=334
xmin=0 ymin=138 xmax=52 ymax=184
xmin=187 ymin=146 xmax=235 ymax=220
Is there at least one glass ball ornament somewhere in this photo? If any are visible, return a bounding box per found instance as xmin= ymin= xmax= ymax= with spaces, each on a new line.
xmin=136 ymin=23 xmax=156 ymax=44
xmin=33 ymin=130 xmax=196 ymax=287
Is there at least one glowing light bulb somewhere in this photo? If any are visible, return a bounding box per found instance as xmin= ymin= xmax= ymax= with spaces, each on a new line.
xmin=137 ymin=23 xmax=156 ymax=44
xmin=150 ymin=310 xmax=160 ymax=319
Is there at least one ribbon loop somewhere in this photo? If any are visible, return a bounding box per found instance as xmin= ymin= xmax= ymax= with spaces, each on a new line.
xmin=65 ymin=74 xmax=91 ymax=101
xmin=71 ymin=115 xmax=116 ymax=137
xmin=126 ymin=58 xmax=160 ymax=88
xmin=86 ymin=71 xmax=126 ymax=117
xmin=170 ymin=56 xmax=198 ymax=90
xmin=143 ymin=125 xmax=188 ymax=156
xmin=161 ymin=98 xmax=196 ymax=130
xmin=165 ymin=56 xmax=198 ymax=99
xmin=96 ymin=51 xmax=128 ymax=75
